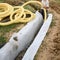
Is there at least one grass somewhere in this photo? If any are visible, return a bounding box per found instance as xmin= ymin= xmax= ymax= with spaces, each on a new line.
xmin=0 ymin=24 xmax=18 ymax=33
xmin=50 ymin=19 xmax=56 ymax=28
xmin=0 ymin=23 xmax=25 ymax=42
xmin=0 ymin=36 xmax=6 ymax=43
xmin=0 ymin=24 xmax=18 ymax=44
xmin=55 ymin=0 xmax=60 ymax=4
xmin=0 ymin=36 xmax=6 ymax=46
xmin=24 ymin=5 xmax=36 ymax=13
xmin=0 ymin=0 xmax=4 ymax=2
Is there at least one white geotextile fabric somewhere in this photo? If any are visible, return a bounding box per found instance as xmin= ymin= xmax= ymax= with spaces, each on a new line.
xmin=0 ymin=11 xmax=43 ymax=60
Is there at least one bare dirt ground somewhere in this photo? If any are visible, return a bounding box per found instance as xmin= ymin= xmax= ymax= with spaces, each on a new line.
xmin=34 ymin=0 xmax=60 ymax=60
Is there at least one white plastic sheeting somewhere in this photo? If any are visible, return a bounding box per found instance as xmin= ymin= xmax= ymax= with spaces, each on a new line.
xmin=0 ymin=11 xmax=43 ymax=60
xmin=22 ymin=14 xmax=53 ymax=60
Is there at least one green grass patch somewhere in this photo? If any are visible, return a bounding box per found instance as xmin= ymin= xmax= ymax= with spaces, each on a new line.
xmin=55 ymin=0 xmax=60 ymax=4
xmin=0 ymin=24 xmax=18 ymax=33
xmin=0 ymin=23 xmax=25 ymax=44
xmin=0 ymin=0 xmax=4 ymax=3
xmin=0 ymin=36 xmax=6 ymax=45
xmin=24 ymin=5 xmax=36 ymax=13
xmin=0 ymin=24 xmax=17 ymax=42
xmin=50 ymin=19 xmax=56 ymax=28
xmin=55 ymin=0 xmax=60 ymax=3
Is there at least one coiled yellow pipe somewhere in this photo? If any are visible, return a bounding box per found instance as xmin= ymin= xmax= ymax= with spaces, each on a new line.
xmin=0 ymin=1 xmax=47 ymax=26
xmin=22 ymin=1 xmax=42 ymax=7
xmin=12 ymin=6 xmax=35 ymax=23
xmin=0 ymin=3 xmax=14 ymax=18
xmin=22 ymin=1 xmax=47 ymax=21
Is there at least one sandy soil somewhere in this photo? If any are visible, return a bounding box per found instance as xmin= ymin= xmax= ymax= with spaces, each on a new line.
xmin=34 ymin=1 xmax=60 ymax=60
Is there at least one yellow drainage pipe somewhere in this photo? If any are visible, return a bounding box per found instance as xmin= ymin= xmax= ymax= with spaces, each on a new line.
xmin=0 ymin=1 xmax=47 ymax=26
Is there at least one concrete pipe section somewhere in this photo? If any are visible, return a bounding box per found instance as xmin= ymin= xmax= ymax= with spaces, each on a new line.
xmin=0 ymin=11 xmax=43 ymax=60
